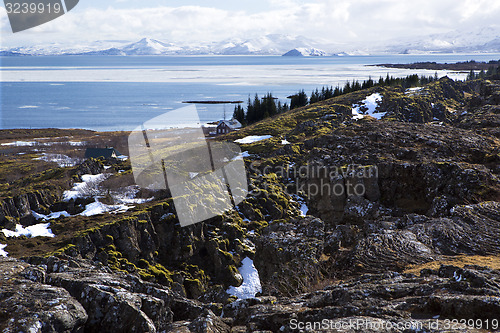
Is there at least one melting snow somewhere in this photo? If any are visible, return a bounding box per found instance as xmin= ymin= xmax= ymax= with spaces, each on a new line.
xmin=281 ymin=139 xmax=291 ymax=145
xmin=1 ymin=141 xmax=38 ymax=146
xmin=235 ymin=135 xmax=272 ymax=144
xmin=300 ymin=203 xmax=309 ymax=217
xmin=453 ymin=271 xmax=463 ymax=282
xmin=63 ymin=174 xmax=108 ymax=201
xmin=227 ymin=257 xmax=262 ymax=299
xmin=2 ymin=223 xmax=55 ymax=238
xmin=352 ymin=93 xmax=385 ymax=120
xmin=32 ymin=210 xmax=70 ymax=220
xmin=0 ymin=244 xmax=8 ymax=257
xmin=35 ymin=153 xmax=81 ymax=167
xmin=113 ymin=186 xmax=154 ymax=205
xmin=64 ymin=180 xmax=149 ymax=216
xmin=80 ymin=200 xmax=132 ymax=217
xmin=232 ymin=151 xmax=251 ymax=161
xmin=405 ymin=87 xmax=424 ymax=94
xmin=292 ymin=195 xmax=309 ymax=217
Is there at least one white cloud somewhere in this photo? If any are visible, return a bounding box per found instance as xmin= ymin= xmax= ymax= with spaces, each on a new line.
xmin=1 ymin=0 xmax=500 ymax=48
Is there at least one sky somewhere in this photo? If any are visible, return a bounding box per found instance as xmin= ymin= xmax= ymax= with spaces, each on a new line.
xmin=1 ymin=0 xmax=500 ymax=48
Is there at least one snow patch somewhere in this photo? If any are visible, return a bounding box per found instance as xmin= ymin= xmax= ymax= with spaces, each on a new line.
xmin=35 ymin=153 xmax=81 ymax=167
xmin=453 ymin=271 xmax=463 ymax=282
xmin=62 ymin=174 xmax=108 ymax=201
xmin=235 ymin=135 xmax=272 ymax=144
xmin=226 ymin=257 xmax=262 ymax=299
xmin=281 ymin=139 xmax=291 ymax=145
xmin=1 ymin=141 xmax=38 ymax=146
xmin=405 ymin=87 xmax=424 ymax=94
xmin=32 ymin=210 xmax=70 ymax=220
xmin=232 ymin=151 xmax=251 ymax=161
xmin=300 ymin=203 xmax=309 ymax=217
xmin=352 ymin=93 xmax=385 ymax=120
xmin=0 ymin=244 xmax=8 ymax=257
xmin=2 ymin=223 xmax=55 ymax=238
xmin=291 ymin=195 xmax=309 ymax=216
xmin=79 ymin=200 xmax=132 ymax=216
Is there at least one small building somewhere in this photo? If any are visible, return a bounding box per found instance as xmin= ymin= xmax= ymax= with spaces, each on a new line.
xmin=216 ymin=119 xmax=242 ymax=135
xmin=85 ymin=147 xmax=121 ymax=159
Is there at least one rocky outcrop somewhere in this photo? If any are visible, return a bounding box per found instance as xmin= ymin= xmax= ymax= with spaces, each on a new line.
xmin=0 ymin=190 xmax=59 ymax=228
xmin=0 ymin=257 xmax=88 ymax=333
xmin=254 ymin=216 xmax=325 ymax=295
xmin=292 ymin=120 xmax=500 ymax=224
xmin=0 ymin=158 xmax=104 ymax=228
xmin=0 ymin=255 xmax=221 ymax=333
xmin=223 ymin=264 xmax=500 ymax=332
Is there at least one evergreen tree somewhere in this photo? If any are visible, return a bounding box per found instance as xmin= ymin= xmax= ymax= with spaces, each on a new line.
xmin=253 ymin=94 xmax=262 ymax=121
xmin=466 ymin=69 xmax=475 ymax=81
xmin=245 ymin=96 xmax=255 ymax=124
xmin=310 ymin=88 xmax=320 ymax=104
xmin=290 ymin=90 xmax=308 ymax=109
xmin=232 ymin=104 xmax=245 ymax=125
xmin=333 ymin=86 xmax=341 ymax=96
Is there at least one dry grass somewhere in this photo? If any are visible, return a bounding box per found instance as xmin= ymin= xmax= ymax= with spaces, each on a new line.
xmin=404 ymin=255 xmax=500 ymax=275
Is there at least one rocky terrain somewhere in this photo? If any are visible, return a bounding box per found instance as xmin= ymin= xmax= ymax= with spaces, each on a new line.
xmin=1 ymin=75 xmax=499 ymax=332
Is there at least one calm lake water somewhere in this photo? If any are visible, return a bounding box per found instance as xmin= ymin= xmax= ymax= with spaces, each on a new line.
xmin=1 ymin=54 xmax=499 ymax=131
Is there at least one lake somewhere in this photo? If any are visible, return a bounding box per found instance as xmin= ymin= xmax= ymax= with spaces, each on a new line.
xmin=1 ymin=54 xmax=499 ymax=131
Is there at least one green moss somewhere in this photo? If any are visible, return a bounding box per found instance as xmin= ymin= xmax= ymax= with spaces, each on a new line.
xmin=46 ymin=244 xmax=76 ymax=257
xmin=148 ymin=263 xmax=174 ymax=284
xmin=218 ymin=248 xmax=234 ymax=262
xmin=248 ymin=220 xmax=268 ymax=232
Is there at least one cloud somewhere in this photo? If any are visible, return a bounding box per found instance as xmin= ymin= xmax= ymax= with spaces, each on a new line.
xmin=1 ymin=0 xmax=500 ymax=47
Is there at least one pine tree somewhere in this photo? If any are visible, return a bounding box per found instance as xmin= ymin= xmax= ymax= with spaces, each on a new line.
xmin=466 ymin=69 xmax=475 ymax=81
xmin=245 ymin=96 xmax=255 ymax=124
xmin=290 ymin=90 xmax=308 ymax=109
xmin=233 ymin=104 xmax=245 ymax=125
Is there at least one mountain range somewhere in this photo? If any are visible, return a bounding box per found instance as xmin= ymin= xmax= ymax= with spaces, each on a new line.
xmin=2 ymin=26 xmax=500 ymax=56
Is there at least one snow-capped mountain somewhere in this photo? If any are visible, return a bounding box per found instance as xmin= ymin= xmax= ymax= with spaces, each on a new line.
xmin=2 ymin=27 xmax=500 ymax=56
xmin=383 ymin=26 xmax=500 ymax=54
xmin=217 ymin=34 xmax=328 ymax=55
xmin=0 ymin=34 xmax=333 ymax=56
xmin=282 ymin=48 xmax=328 ymax=56
xmin=114 ymin=38 xmax=182 ymax=55
xmin=1 ymin=40 xmax=129 ymax=56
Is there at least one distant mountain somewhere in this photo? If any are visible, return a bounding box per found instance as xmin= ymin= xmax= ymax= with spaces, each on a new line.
xmin=217 ymin=34 xmax=327 ymax=55
xmin=282 ymin=47 xmax=328 ymax=56
xmin=0 ymin=34 xmax=334 ymax=56
xmin=118 ymin=38 xmax=182 ymax=55
xmin=383 ymin=26 xmax=500 ymax=54
xmin=2 ymin=27 xmax=500 ymax=56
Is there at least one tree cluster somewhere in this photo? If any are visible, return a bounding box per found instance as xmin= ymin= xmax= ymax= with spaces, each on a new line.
xmin=466 ymin=65 xmax=500 ymax=80
xmin=234 ymin=73 xmax=443 ymax=127
xmin=233 ymin=93 xmax=289 ymax=125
